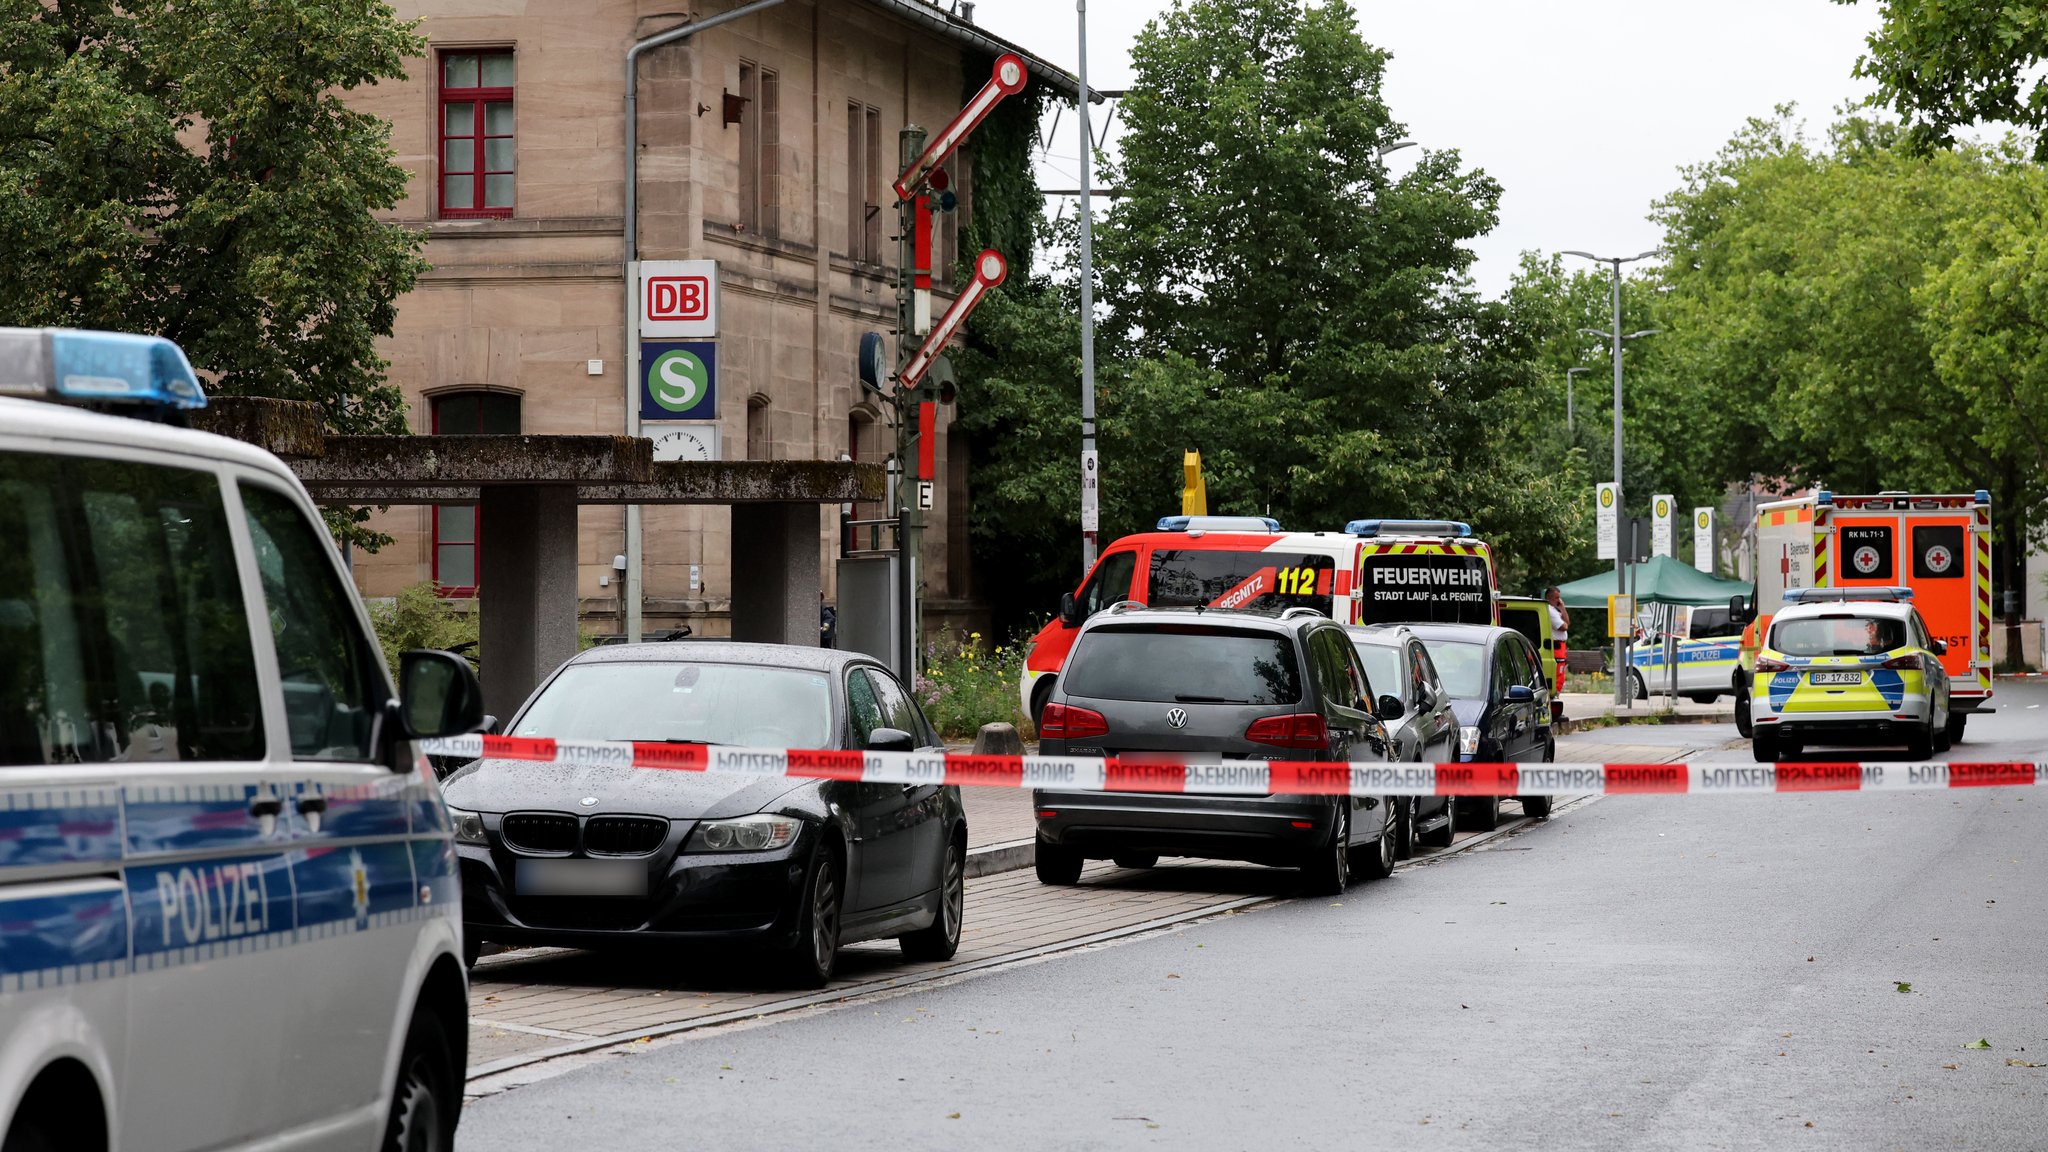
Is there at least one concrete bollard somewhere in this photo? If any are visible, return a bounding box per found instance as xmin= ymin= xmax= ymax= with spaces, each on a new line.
xmin=972 ymin=722 xmax=1024 ymax=756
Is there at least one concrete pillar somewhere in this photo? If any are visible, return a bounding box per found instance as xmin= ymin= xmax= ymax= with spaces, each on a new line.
xmin=479 ymin=485 xmax=581 ymax=721
xmin=731 ymin=502 xmax=821 ymax=646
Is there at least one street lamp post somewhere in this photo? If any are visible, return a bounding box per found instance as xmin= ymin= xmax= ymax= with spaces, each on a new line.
xmin=1564 ymin=248 xmax=1662 ymax=706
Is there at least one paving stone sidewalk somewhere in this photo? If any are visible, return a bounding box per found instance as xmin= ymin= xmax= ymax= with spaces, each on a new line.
xmin=467 ymin=857 xmax=1297 ymax=1076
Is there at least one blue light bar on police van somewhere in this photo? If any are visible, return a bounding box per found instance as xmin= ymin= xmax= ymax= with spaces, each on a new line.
xmin=1783 ymin=586 xmax=1912 ymax=604
xmin=0 ymin=328 xmax=207 ymax=410
xmin=1345 ymin=519 xmax=1473 ymax=538
xmin=1156 ymin=515 xmax=1283 ymax=533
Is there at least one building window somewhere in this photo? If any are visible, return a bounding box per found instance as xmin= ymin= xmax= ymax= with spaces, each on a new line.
xmin=747 ymin=394 xmax=772 ymax=461
xmin=739 ymin=63 xmax=780 ymax=236
xmin=440 ymin=51 xmax=515 ymax=218
xmin=846 ymin=409 xmax=886 ymax=551
xmin=430 ymin=392 xmax=521 ymax=596
xmin=848 ymin=102 xmax=884 ymax=263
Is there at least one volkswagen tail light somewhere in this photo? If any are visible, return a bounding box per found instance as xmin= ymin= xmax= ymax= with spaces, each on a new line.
xmin=1040 ymin=702 xmax=1108 ymax=740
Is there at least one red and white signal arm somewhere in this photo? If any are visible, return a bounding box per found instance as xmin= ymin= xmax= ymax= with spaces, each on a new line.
xmin=638 ymin=259 xmax=718 ymax=337
xmin=899 ymin=250 xmax=1007 ymax=390
xmin=895 ymin=54 xmax=1029 ymax=200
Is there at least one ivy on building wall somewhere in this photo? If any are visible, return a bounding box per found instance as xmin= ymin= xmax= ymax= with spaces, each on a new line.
xmin=961 ymin=61 xmax=1049 ymax=280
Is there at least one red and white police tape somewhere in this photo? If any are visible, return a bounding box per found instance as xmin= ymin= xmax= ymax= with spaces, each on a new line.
xmin=419 ymin=735 xmax=2046 ymax=796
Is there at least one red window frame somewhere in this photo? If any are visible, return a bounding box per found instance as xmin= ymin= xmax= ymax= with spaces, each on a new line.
xmin=439 ymin=51 xmax=515 ymax=219
xmin=429 ymin=393 xmax=519 ymax=597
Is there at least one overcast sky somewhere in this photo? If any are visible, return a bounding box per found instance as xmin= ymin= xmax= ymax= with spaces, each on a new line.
xmin=965 ymin=0 xmax=1884 ymax=297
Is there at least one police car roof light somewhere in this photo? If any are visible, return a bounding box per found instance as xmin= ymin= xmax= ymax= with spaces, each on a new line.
xmin=1975 ymin=489 xmax=1992 ymax=505
xmin=1814 ymin=490 xmax=1834 ymax=506
xmin=1344 ymin=519 xmax=1473 ymax=538
xmin=0 ymin=328 xmax=207 ymax=411
xmin=1156 ymin=515 xmax=1283 ymax=532
xmin=1783 ymin=586 xmax=1912 ymax=604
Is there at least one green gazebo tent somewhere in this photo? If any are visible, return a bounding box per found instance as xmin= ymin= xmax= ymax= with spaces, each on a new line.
xmin=1555 ymin=555 xmax=1752 ymax=610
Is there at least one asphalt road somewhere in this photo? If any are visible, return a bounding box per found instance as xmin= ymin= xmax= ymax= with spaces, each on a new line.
xmin=458 ymin=681 xmax=2048 ymax=1150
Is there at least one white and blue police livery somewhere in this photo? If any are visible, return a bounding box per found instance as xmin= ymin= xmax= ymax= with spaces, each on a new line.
xmin=0 ymin=329 xmax=487 ymax=1152
xmin=1626 ymin=602 xmax=1745 ymax=704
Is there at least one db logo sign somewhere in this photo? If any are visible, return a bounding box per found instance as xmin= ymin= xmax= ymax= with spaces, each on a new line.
xmin=638 ymin=260 xmax=718 ymax=336
xmin=646 ymin=276 xmax=709 ymax=322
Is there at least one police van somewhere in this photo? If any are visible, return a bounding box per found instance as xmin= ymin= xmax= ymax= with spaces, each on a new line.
xmin=1624 ymin=602 xmax=1746 ymax=704
xmin=1020 ymin=517 xmax=1498 ymax=724
xmin=0 ymin=330 xmax=487 ymax=1152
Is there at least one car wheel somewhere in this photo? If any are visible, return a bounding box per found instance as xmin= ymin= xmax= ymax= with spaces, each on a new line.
xmin=1350 ymin=799 xmax=1396 ymax=882
xmin=1111 ymin=853 xmax=1158 ymax=869
xmin=1627 ymin=670 xmax=1649 ymax=705
xmin=1734 ymin=680 xmax=1754 ymax=738
xmin=1035 ymin=837 xmax=1084 ymax=886
xmin=461 ymin=936 xmax=480 ymax=969
xmin=1945 ymin=711 xmax=1968 ymax=745
xmin=900 ymin=836 xmax=964 ymax=962
xmin=1906 ymin=721 xmax=1935 ymax=761
xmin=381 ymin=1003 xmax=459 ymax=1152
xmin=1752 ymin=730 xmax=1778 ymax=763
xmin=1417 ymin=797 xmax=1456 ymax=849
xmin=1464 ymin=794 xmax=1501 ymax=832
xmin=1302 ymin=802 xmax=1353 ymax=894
xmin=1392 ymin=798 xmax=1416 ymax=861
xmin=1521 ymin=794 xmax=1553 ymax=820
xmin=779 ymin=842 xmax=843 ymax=988
xmin=1686 ymin=692 xmax=1721 ymax=705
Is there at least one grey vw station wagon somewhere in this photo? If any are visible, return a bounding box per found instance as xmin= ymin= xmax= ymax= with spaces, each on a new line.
xmin=1033 ymin=604 xmax=1401 ymax=894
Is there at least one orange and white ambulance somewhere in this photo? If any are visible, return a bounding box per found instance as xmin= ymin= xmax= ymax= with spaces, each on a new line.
xmin=1734 ymin=490 xmax=1994 ymax=741
xmin=1018 ymin=516 xmax=1498 ymax=724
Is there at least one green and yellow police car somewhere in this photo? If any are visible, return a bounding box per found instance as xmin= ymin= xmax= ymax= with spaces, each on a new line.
xmin=1749 ymin=588 xmax=1952 ymax=762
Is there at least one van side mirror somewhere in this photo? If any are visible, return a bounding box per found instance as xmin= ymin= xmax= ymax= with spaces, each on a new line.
xmin=1505 ymin=684 xmax=1536 ymax=704
xmin=1931 ymin=639 xmax=1947 ymax=656
xmin=1728 ymin=594 xmax=1753 ymax=625
xmin=1376 ymin=694 xmax=1406 ymax=721
xmin=400 ymin=649 xmax=487 ymax=739
xmin=1059 ymin=591 xmax=1082 ymax=628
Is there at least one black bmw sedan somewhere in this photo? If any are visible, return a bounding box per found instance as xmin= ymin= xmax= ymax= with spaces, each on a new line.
xmin=441 ymin=643 xmax=966 ymax=987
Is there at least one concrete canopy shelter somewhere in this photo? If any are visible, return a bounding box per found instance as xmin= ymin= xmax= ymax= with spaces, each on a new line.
xmin=200 ymin=399 xmax=883 ymax=718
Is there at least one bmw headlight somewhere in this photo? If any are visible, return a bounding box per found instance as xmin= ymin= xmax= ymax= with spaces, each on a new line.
xmin=1458 ymin=726 xmax=1481 ymax=758
xmin=448 ymin=806 xmax=489 ymax=845
xmin=689 ymin=814 xmax=803 ymax=853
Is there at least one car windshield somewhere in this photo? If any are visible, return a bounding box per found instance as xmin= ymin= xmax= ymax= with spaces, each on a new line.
xmin=1063 ymin=625 xmax=1301 ymax=705
xmin=1770 ymin=615 xmax=1907 ymax=657
xmin=1418 ymin=639 xmax=1486 ymax=699
xmin=1351 ymin=641 xmax=1401 ymax=700
xmin=512 ymin=662 xmax=835 ymax=748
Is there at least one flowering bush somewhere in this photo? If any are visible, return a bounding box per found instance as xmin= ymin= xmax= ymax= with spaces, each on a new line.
xmin=917 ymin=631 xmax=1032 ymax=741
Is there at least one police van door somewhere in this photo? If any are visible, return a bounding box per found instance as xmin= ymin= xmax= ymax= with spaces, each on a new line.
xmin=236 ymin=477 xmax=427 ymax=1140
xmin=0 ymin=451 xmax=301 ymax=1151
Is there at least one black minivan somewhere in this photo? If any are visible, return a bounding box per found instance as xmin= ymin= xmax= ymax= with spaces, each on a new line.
xmin=1034 ymin=605 xmax=1400 ymax=895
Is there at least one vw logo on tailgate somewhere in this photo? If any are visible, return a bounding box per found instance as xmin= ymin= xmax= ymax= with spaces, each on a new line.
xmin=1166 ymin=707 xmax=1189 ymax=729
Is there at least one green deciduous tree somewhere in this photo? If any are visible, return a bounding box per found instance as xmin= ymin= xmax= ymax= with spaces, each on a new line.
xmin=0 ymin=0 xmax=428 ymax=435
xmin=1630 ymin=107 xmax=2046 ymax=608
xmin=957 ymin=0 xmax=1585 ymax=630
xmin=1838 ymin=0 xmax=2048 ymax=159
